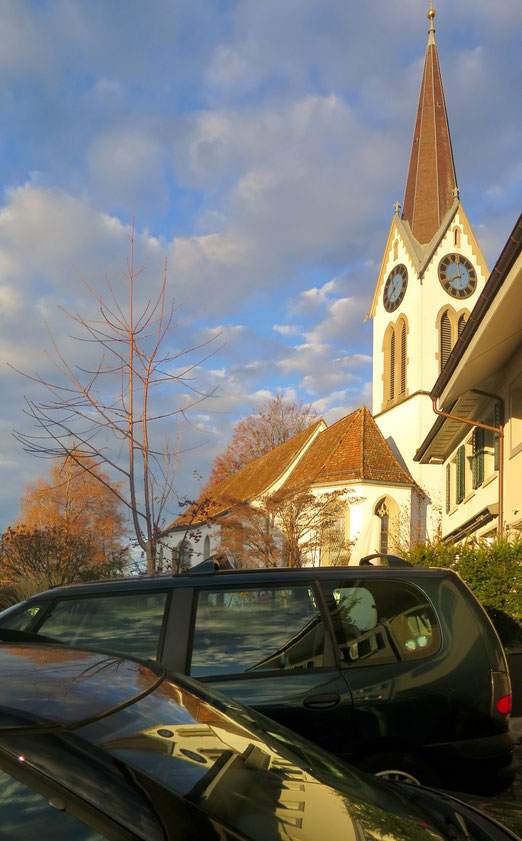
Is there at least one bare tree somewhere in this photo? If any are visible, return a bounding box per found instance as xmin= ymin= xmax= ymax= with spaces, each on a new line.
xmin=206 ymin=394 xmax=318 ymax=487
xmin=220 ymin=489 xmax=360 ymax=568
xmin=12 ymin=223 xmax=219 ymax=574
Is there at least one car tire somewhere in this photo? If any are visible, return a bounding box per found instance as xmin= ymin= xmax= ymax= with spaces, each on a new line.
xmin=356 ymin=751 xmax=441 ymax=787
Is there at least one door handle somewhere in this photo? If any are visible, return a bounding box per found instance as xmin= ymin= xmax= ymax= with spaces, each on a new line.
xmin=303 ymin=692 xmax=340 ymax=709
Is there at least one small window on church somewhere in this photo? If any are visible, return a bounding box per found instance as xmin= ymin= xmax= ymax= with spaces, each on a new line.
xmin=453 ymin=226 xmax=461 ymax=247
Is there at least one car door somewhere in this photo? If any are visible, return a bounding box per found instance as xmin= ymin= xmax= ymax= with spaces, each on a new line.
xmin=319 ymin=577 xmax=444 ymax=755
xmin=185 ymin=581 xmax=353 ymax=758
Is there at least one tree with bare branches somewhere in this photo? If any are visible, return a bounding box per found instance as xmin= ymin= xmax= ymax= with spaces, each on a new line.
xmin=12 ymin=224 xmax=219 ymax=574
xmin=220 ymin=488 xmax=360 ymax=568
xmin=206 ymin=394 xmax=318 ymax=487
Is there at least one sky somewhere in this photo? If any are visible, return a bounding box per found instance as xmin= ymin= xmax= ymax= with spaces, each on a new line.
xmin=0 ymin=0 xmax=520 ymax=533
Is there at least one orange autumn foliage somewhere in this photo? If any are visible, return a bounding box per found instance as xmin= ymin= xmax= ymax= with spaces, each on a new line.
xmin=17 ymin=455 xmax=127 ymax=569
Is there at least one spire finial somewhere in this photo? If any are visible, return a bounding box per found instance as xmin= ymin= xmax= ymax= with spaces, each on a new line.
xmin=427 ymin=4 xmax=436 ymax=44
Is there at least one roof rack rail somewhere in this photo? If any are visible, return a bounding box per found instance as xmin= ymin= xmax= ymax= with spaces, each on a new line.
xmin=359 ymin=553 xmax=412 ymax=568
xmin=188 ymin=555 xmax=233 ymax=575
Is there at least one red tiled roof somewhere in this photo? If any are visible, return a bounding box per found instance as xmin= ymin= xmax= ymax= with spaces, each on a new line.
xmin=164 ymin=420 xmax=324 ymax=530
xmin=280 ymin=406 xmax=413 ymax=494
xmin=165 ymin=409 xmax=413 ymax=533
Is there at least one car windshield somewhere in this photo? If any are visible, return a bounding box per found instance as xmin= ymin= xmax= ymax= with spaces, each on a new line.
xmin=78 ymin=674 xmax=448 ymax=841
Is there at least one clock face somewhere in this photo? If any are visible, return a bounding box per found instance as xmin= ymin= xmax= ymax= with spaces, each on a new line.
xmin=438 ymin=254 xmax=477 ymax=298
xmin=383 ymin=264 xmax=408 ymax=312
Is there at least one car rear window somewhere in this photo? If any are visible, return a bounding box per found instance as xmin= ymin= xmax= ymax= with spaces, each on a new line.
xmin=33 ymin=592 xmax=169 ymax=660
xmin=323 ymin=579 xmax=441 ymax=666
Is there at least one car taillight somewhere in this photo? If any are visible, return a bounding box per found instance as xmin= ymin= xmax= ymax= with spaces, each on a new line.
xmin=491 ymin=671 xmax=512 ymax=719
xmin=496 ymin=695 xmax=512 ymax=715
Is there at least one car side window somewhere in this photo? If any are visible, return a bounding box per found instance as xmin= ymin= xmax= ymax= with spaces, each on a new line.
xmin=0 ymin=768 xmax=109 ymax=840
xmin=0 ymin=602 xmax=45 ymax=631
xmin=324 ymin=579 xmax=441 ymax=666
xmin=34 ymin=592 xmax=169 ymax=660
xmin=190 ymin=585 xmax=325 ymax=677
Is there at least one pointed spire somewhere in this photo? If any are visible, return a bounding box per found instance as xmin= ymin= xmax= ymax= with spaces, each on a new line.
xmin=401 ymin=5 xmax=458 ymax=245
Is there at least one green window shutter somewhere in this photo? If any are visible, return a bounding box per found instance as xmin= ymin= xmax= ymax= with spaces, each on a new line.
xmin=446 ymin=463 xmax=451 ymax=513
xmin=494 ymin=403 xmax=502 ymax=472
xmin=456 ymin=445 xmax=466 ymax=503
xmin=472 ymin=427 xmax=484 ymax=489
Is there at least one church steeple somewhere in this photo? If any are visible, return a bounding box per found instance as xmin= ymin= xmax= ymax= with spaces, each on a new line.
xmin=401 ymin=6 xmax=458 ymax=245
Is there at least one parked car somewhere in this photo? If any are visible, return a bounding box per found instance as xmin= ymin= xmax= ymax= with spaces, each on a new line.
xmin=0 ymin=641 xmax=521 ymax=841
xmin=0 ymin=554 xmax=516 ymax=793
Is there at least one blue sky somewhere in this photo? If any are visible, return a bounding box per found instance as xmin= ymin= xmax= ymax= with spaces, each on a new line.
xmin=0 ymin=0 xmax=520 ymax=531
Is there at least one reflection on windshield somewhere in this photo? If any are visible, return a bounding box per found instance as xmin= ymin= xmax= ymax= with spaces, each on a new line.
xmin=82 ymin=679 xmax=445 ymax=841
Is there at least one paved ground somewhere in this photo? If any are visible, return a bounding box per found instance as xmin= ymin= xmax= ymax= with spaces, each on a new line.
xmin=479 ymin=718 xmax=521 ymax=804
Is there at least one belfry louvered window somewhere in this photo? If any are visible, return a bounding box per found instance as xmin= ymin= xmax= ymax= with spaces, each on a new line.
xmin=440 ymin=311 xmax=452 ymax=369
xmin=456 ymin=445 xmax=466 ymax=503
xmin=472 ymin=427 xmax=485 ymax=489
xmin=458 ymin=313 xmax=468 ymax=336
xmin=389 ymin=330 xmax=395 ymax=400
xmin=399 ymin=322 xmax=407 ymax=395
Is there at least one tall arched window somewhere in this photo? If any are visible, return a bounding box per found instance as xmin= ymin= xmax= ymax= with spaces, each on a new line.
xmin=203 ymin=535 xmax=210 ymax=559
xmin=375 ymin=497 xmax=400 ymax=554
xmin=440 ymin=311 xmax=452 ymax=369
xmin=399 ymin=319 xmax=407 ymax=396
xmin=438 ymin=308 xmax=470 ymax=373
xmin=390 ymin=331 xmax=395 ymax=400
xmin=383 ymin=318 xmax=408 ymax=408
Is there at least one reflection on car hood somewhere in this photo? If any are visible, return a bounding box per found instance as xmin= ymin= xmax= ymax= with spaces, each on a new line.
xmin=0 ymin=644 xmax=163 ymax=730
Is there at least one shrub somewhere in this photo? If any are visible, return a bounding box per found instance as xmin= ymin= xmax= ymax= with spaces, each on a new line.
xmin=405 ymin=537 xmax=522 ymax=648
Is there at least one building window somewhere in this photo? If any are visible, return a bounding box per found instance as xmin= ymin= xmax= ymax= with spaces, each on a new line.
xmin=456 ymin=445 xmax=466 ymax=503
xmin=204 ymin=535 xmax=211 ymax=559
xmin=438 ymin=308 xmax=470 ymax=373
xmin=453 ymin=226 xmax=461 ymax=247
xmin=472 ymin=427 xmax=485 ymax=489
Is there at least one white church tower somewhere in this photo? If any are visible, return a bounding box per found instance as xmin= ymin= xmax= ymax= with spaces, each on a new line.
xmin=369 ymin=7 xmax=489 ymax=530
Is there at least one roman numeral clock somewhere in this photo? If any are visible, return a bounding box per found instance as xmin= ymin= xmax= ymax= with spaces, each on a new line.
xmin=438 ymin=254 xmax=477 ymax=299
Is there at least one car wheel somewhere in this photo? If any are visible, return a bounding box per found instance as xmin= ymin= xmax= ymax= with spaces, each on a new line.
xmin=356 ymin=752 xmax=441 ymax=787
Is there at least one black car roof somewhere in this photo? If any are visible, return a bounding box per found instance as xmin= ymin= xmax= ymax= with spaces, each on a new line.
xmin=20 ymin=563 xmax=452 ymax=601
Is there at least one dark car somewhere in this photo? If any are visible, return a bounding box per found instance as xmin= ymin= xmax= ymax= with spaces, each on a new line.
xmin=0 ymin=555 xmax=516 ymax=793
xmin=0 ymin=642 xmax=521 ymax=841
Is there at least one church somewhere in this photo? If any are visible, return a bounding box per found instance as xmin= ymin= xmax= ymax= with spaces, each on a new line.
xmin=162 ymin=8 xmax=522 ymax=567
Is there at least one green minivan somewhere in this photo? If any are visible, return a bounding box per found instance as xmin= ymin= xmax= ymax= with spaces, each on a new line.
xmin=0 ymin=555 xmax=516 ymax=794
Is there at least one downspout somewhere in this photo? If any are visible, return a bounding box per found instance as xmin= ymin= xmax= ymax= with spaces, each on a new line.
xmin=431 ymin=394 xmax=504 ymax=538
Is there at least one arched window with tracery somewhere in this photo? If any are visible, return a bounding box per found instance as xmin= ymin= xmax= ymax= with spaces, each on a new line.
xmin=374 ymin=497 xmax=399 ymax=554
